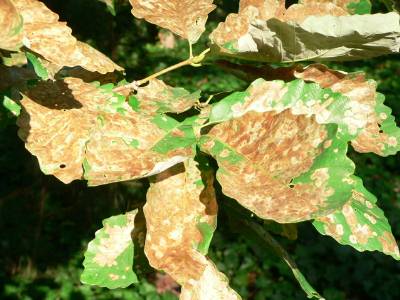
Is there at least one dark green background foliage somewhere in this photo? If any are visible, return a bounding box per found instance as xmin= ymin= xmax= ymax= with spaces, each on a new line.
xmin=1 ymin=1 xmax=399 ymax=299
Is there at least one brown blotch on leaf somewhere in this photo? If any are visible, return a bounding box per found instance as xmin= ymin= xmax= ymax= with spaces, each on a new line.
xmin=295 ymin=64 xmax=394 ymax=155
xmin=204 ymin=110 xmax=332 ymax=223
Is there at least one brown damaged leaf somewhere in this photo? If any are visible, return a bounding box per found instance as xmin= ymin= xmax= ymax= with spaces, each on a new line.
xmin=210 ymin=0 xmax=400 ymax=62
xmin=144 ymin=159 xmax=240 ymax=299
xmin=295 ymin=64 xmax=400 ymax=156
xmin=135 ymin=79 xmax=200 ymax=114
xmin=0 ymin=0 xmax=23 ymax=51
xmin=17 ymin=78 xmax=195 ymax=185
xmin=210 ymin=0 xmax=347 ymax=56
xmin=201 ymin=110 xmax=334 ymax=223
xmin=282 ymin=2 xmax=347 ymax=22
xmin=12 ymin=0 xmax=122 ymax=74
xmin=201 ymin=77 xmax=365 ymax=223
xmin=129 ymin=0 xmax=216 ymax=44
xmin=239 ymin=0 xmax=286 ymax=20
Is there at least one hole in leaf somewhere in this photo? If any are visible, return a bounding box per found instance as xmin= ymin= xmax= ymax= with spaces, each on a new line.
xmin=59 ymin=164 xmax=66 ymax=169
xmin=289 ymin=179 xmax=294 ymax=188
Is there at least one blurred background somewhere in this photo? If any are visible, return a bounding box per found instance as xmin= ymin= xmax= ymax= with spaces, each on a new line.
xmin=1 ymin=0 xmax=400 ymax=299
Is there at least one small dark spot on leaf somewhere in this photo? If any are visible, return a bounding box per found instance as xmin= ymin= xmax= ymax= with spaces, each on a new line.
xmin=289 ymin=179 xmax=294 ymax=188
xmin=60 ymin=164 xmax=66 ymax=169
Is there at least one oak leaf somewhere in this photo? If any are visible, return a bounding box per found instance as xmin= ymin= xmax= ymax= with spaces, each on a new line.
xmin=81 ymin=210 xmax=139 ymax=288
xmin=210 ymin=0 xmax=400 ymax=62
xmin=12 ymin=0 xmax=122 ymax=74
xmin=129 ymin=0 xmax=216 ymax=44
xmin=295 ymin=64 xmax=400 ymax=156
xmin=0 ymin=0 xmax=23 ymax=51
xmin=314 ymin=177 xmax=400 ymax=260
xmin=17 ymin=78 xmax=196 ymax=185
xmin=200 ymin=79 xmax=364 ymax=222
xmin=144 ymin=159 xmax=240 ymax=299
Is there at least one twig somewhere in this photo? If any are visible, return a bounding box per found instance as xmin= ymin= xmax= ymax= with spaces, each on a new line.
xmin=113 ymin=48 xmax=210 ymax=93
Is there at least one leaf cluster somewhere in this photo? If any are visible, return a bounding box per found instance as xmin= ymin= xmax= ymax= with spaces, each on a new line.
xmin=1 ymin=0 xmax=400 ymax=299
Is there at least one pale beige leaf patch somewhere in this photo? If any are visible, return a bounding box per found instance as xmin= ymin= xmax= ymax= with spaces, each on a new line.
xmin=12 ymin=0 xmax=122 ymax=74
xmin=17 ymin=78 xmax=195 ymax=185
xmin=93 ymin=212 xmax=137 ymax=268
xmin=295 ymin=64 xmax=400 ymax=156
xmin=144 ymin=159 xmax=240 ymax=299
xmin=0 ymin=0 xmax=23 ymax=51
xmin=129 ymin=0 xmax=216 ymax=44
xmin=135 ymin=79 xmax=200 ymax=115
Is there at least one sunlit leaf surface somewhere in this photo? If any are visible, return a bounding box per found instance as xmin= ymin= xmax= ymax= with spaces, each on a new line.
xmin=12 ymin=0 xmax=122 ymax=73
xmin=17 ymin=78 xmax=196 ymax=185
xmin=81 ymin=210 xmax=139 ymax=288
xmin=300 ymin=0 xmax=371 ymax=14
xmin=135 ymin=79 xmax=200 ymax=114
xmin=314 ymin=177 xmax=400 ymax=260
xmin=200 ymin=79 xmax=365 ymax=222
xmin=129 ymin=0 xmax=216 ymax=43
xmin=210 ymin=0 xmax=400 ymax=62
xmin=0 ymin=0 xmax=23 ymax=51
xmin=144 ymin=159 xmax=240 ymax=299
xmin=295 ymin=64 xmax=400 ymax=156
